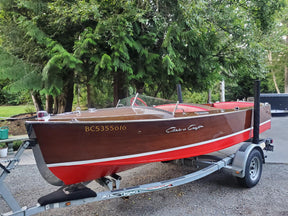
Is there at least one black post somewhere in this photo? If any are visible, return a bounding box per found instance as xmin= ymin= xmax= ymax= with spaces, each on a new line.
xmin=176 ymin=84 xmax=183 ymax=103
xmin=253 ymin=80 xmax=260 ymax=144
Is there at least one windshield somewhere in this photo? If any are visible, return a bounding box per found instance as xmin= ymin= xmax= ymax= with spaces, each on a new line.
xmin=116 ymin=94 xmax=176 ymax=108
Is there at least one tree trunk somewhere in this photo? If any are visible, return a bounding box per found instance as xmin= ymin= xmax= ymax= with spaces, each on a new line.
xmin=272 ymin=71 xmax=280 ymax=93
xmin=268 ymin=51 xmax=280 ymax=93
xmin=52 ymin=71 xmax=74 ymax=114
xmin=64 ymin=75 xmax=74 ymax=112
xmin=53 ymin=95 xmax=67 ymax=114
xmin=31 ymin=91 xmax=43 ymax=112
xmin=135 ymin=81 xmax=144 ymax=94
xmin=285 ymin=36 xmax=288 ymax=93
xmin=46 ymin=95 xmax=54 ymax=114
xmin=207 ymin=89 xmax=212 ymax=104
xmin=220 ymin=80 xmax=225 ymax=102
xmin=285 ymin=65 xmax=288 ymax=93
xmin=87 ymin=83 xmax=96 ymax=108
xmin=53 ymin=97 xmax=58 ymax=114
xmin=58 ymin=95 xmax=66 ymax=114
xmin=76 ymin=83 xmax=80 ymax=107
xmin=113 ymin=71 xmax=128 ymax=106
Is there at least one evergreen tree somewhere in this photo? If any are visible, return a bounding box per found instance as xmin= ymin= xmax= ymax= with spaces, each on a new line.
xmin=0 ymin=0 xmax=285 ymax=111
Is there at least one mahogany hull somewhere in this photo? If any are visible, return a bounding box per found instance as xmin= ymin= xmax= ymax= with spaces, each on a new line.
xmin=26 ymin=105 xmax=271 ymax=185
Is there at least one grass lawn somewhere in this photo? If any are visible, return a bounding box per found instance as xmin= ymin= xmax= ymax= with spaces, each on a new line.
xmin=0 ymin=105 xmax=35 ymax=118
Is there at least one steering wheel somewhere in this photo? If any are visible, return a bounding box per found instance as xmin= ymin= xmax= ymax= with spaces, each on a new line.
xmin=130 ymin=97 xmax=147 ymax=106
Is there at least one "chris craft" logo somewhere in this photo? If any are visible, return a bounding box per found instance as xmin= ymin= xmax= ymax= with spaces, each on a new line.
xmin=165 ymin=124 xmax=204 ymax=134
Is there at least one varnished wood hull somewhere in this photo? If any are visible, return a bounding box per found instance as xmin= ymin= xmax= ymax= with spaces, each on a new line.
xmin=26 ymin=105 xmax=271 ymax=185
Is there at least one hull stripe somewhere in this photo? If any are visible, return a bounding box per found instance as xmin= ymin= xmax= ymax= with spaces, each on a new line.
xmin=47 ymin=120 xmax=271 ymax=168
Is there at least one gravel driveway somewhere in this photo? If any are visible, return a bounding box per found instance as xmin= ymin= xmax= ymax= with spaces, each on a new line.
xmin=1 ymin=116 xmax=288 ymax=216
xmin=1 ymin=161 xmax=288 ymax=216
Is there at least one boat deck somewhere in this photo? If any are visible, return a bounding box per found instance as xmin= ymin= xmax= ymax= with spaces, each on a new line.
xmin=31 ymin=102 xmax=256 ymax=122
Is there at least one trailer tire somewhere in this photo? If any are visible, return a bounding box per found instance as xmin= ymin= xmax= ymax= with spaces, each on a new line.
xmin=237 ymin=148 xmax=263 ymax=188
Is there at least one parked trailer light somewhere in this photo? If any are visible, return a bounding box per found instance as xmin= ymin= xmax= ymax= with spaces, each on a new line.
xmin=264 ymin=138 xmax=274 ymax=151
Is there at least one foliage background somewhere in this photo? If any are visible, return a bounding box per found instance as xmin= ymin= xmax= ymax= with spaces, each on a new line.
xmin=0 ymin=0 xmax=287 ymax=111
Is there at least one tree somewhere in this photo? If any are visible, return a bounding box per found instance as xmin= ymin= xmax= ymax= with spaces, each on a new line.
xmin=0 ymin=0 xmax=285 ymax=112
xmin=263 ymin=1 xmax=288 ymax=93
xmin=0 ymin=0 xmax=82 ymax=112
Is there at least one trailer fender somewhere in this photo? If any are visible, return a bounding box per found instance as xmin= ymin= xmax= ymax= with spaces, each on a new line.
xmin=231 ymin=142 xmax=265 ymax=178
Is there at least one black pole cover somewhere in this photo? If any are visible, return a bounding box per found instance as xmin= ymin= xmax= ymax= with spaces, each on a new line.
xmin=253 ymin=80 xmax=260 ymax=144
xmin=176 ymin=84 xmax=183 ymax=103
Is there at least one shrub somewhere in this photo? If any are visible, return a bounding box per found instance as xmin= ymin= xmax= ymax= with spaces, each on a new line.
xmin=13 ymin=141 xmax=23 ymax=151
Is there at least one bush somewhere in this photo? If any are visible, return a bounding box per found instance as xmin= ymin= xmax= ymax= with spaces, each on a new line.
xmin=13 ymin=141 xmax=22 ymax=151
xmin=0 ymin=143 xmax=7 ymax=149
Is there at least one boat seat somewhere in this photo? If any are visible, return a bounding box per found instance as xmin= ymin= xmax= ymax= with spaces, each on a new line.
xmin=155 ymin=104 xmax=210 ymax=113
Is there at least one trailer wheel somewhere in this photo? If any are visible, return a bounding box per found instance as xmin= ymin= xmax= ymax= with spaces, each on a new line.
xmin=237 ymin=148 xmax=263 ymax=188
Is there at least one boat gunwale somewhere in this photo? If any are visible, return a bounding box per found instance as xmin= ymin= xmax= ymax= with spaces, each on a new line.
xmin=26 ymin=107 xmax=255 ymax=125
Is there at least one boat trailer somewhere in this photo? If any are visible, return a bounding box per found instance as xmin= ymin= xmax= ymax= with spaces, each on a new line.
xmin=1 ymin=81 xmax=274 ymax=215
xmin=1 ymin=138 xmax=273 ymax=216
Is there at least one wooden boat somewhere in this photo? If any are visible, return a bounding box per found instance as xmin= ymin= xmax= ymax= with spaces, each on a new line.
xmin=25 ymin=95 xmax=271 ymax=186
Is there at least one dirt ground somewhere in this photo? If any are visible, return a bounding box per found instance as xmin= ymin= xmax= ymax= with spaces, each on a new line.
xmin=0 ymin=113 xmax=35 ymax=136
